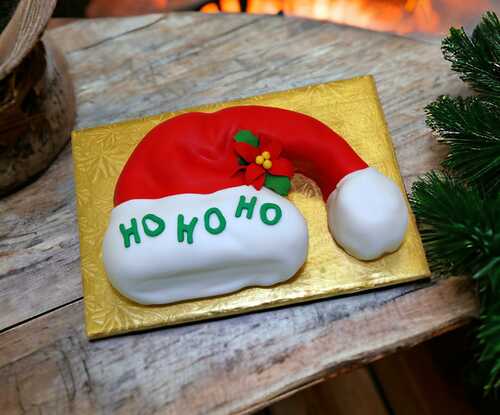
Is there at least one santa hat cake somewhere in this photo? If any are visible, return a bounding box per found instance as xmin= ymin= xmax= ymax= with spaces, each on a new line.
xmin=103 ymin=106 xmax=408 ymax=305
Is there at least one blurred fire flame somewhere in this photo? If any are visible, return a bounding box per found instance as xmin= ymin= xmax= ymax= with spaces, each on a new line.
xmin=201 ymin=0 xmax=495 ymax=36
xmin=85 ymin=0 xmax=496 ymax=37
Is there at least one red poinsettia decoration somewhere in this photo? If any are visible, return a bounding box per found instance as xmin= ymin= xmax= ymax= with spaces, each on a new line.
xmin=233 ymin=131 xmax=294 ymax=195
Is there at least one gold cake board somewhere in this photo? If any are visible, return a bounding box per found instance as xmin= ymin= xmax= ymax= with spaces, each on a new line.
xmin=72 ymin=76 xmax=430 ymax=339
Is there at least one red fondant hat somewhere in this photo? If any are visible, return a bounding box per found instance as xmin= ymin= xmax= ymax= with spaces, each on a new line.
xmin=114 ymin=106 xmax=368 ymax=206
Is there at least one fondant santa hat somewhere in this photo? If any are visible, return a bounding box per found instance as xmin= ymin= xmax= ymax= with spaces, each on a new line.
xmin=103 ymin=106 xmax=408 ymax=305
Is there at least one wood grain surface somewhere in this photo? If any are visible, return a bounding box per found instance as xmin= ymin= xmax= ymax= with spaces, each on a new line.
xmin=0 ymin=13 xmax=478 ymax=414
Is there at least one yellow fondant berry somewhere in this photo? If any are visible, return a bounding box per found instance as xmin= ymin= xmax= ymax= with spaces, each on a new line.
xmin=263 ymin=159 xmax=272 ymax=169
xmin=262 ymin=151 xmax=271 ymax=160
xmin=255 ymin=155 xmax=264 ymax=165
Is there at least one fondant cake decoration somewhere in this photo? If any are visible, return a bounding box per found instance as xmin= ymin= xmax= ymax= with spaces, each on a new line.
xmin=233 ymin=130 xmax=294 ymax=195
xmin=103 ymin=106 xmax=409 ymax=305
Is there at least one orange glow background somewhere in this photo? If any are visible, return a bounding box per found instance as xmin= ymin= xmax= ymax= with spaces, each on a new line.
xmin=85 ymin=0 xmax=497 ymax=37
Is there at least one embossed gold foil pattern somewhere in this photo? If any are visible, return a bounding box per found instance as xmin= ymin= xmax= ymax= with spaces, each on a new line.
xmin=72 ymin=76 xmax=430 ymax=339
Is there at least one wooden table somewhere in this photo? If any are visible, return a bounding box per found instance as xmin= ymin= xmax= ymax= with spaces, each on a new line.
xmin=0 ymin=13 xmax=478 ymax=414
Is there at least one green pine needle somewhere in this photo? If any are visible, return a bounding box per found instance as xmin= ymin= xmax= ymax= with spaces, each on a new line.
xmin=411 ymin=172 xmax=500 ymax=393
xmin=442 ymin=11 xmax=500 ymax=97
xmin=477 ymin=301 xmax=500 ymax=393
xmin=425 ymin=95 xmax=500 ymax=193
xmin=410 ymin=172 xmax=500 ymax=280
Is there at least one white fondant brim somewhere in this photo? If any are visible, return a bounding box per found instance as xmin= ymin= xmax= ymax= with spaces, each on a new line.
xmin=103 ymin=185 xmax=308 ymax=305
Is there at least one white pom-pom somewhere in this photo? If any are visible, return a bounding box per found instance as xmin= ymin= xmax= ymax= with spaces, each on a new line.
xmin=327 ymin=167 xmax=408 ymax=260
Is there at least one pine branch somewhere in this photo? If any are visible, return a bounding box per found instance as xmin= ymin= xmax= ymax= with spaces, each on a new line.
xmin=411 ymin=173 xmax=500 ymax=393
xmin=410 ymin=172 xmax=500 ymax=279
xmin=416 ymin=11 xmax=500 ymax=398
xmin=478 ymin=301 xmax=500 ymax=393
xmin=442 ymin=11 xmax=500 ymax=98
xmin=425 ymin=95 xmax=500 ymax=193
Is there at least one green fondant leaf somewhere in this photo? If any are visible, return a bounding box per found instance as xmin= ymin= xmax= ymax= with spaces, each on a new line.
xmin=234 ymin=130 xmax=260 ymax=148
xmin=264 ymin=174 xmax=291 ymax=196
